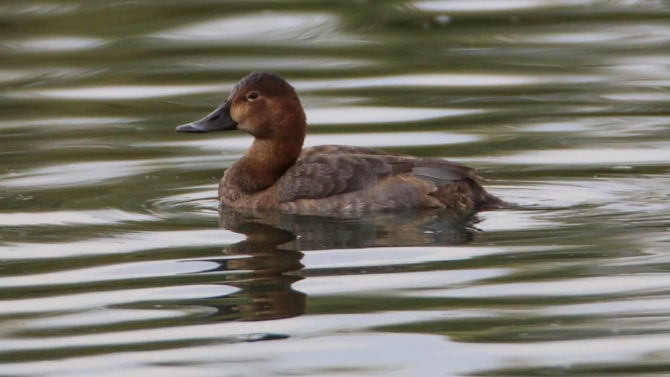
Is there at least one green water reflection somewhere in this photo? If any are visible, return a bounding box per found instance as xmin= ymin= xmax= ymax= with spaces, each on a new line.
xmin=1 ymin=0 xmax=670 ymax=376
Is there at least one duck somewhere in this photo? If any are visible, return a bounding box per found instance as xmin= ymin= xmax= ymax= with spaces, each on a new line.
xmin=176 ymin=72 xmax=506 ymax=214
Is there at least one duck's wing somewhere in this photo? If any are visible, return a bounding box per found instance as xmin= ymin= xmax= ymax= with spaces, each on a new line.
xmin=276 ymin=149 xmax=475 ymax=202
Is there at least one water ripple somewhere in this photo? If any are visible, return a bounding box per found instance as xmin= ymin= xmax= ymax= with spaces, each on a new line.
xmin=470 ymin=147 xmax=670 ymax=165
xmin=152 ymin=12 xmax=367 ymax=46
xmin=414 ymin=0 xmax=586 ymax=12
xmin=0 ymin=210 xmax=154 ymax=227
xmin=0 ymin=230 xmax=244 ymax=260
xmin=2 ymin=1 xmax=670 ymax=376
xmin=3 ymin=37 xmax=106 ymax=53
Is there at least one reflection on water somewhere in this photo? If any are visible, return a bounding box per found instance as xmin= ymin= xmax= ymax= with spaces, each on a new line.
xmin=206 ymin=209 xmax=476 ymax=322
xmin=1 ymin=0 xmax=670 ymax=375
xmin=220 ymin=208 xmax=476 ymax=251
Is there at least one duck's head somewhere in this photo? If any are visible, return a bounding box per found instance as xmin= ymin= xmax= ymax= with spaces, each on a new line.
xmin=176 ymin=72 xmax=306 ymax=141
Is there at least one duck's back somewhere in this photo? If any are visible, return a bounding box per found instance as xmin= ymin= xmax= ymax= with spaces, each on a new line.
xmin=273 ymin=145 xmax=505 ymax=214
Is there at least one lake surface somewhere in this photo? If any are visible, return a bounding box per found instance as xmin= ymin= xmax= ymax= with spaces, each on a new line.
xmin=2 ymin=0 xmax=670 ymax=376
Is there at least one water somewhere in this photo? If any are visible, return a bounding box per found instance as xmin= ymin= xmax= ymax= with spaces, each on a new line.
xmin=1 ymin=0 xmax=670 ymax=375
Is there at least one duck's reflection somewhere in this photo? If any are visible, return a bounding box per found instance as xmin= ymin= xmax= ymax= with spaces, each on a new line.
xmin=189 ymin=209 xmax=477 ymax=322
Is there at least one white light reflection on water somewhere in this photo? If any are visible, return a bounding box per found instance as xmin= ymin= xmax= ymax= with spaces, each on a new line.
xmin=0 ymin=210 xmax=154 ymax=226
xmin=300 ymin=246 xmax=531 ymax=269
xmin=297 ymin=269 xmax=508 ymax=295
xmin=23 ymin=309 xmax=185 ymax=330
xmin=416 ymin=274 xmax=670 ymax=298
xmin=152 ymin=12 xmax=365 ymax=46
xmin=3 ymin=37 xmax=106 ymax=53
xmin=307 ymin=107 xmax=481 ymax=124
xmin=296 ymin=73 xmax=547 ymax=89
xmin=0 ymin=69 xmax=35 ymax=84
xmin=524 ymin=117 xmax=670 ymax=135
xmin=524 ymin=25 xmax=670 ymax=46
xmin=602 ymin=92 xmax=670 ymax=101
xmin=9 ymin=72 xmax=604 ymax=102
xmin=16 ymin=84 xmax=226 ymax=100
xmin=0 ymin=311 xmax=447 ymax=354
xmin=0 ymin=155 xmax=229 ymax=189
xmin=414 ymin=0 xmax=664 ymax=13
xmin=0 ymin=161 xmax=155 ymax=187
xmin=414 ymin=0 xmax=585 ymax=12
xmin=468 ymin=147 xmax=670 ymax=165
xmin=0 ymin=285 xmax=234 ymax=316
xmin=0 ymin=259 xmax=219 ymax=288
xmin=0 ymin=229 xmax=243 ymax=260
xmin=0 ymin=117 xmax=138 ymax=130
xmin=8 ymin=75 xmax=527 ymax=101
xmin=0 ymin=4 xmax=79 ymax=17
xmin=3 ymin=331 xmax=669 ymax=377
xmin=169 ymin=56 xmax=374 ymax=72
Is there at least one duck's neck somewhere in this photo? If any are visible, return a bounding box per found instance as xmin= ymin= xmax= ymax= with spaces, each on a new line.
xmin=226 ymin=132 xmax=305 ymax=193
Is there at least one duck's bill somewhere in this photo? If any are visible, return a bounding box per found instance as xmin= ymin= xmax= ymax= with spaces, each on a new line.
xmin=176 ymin=101 xmax=238 ymax=133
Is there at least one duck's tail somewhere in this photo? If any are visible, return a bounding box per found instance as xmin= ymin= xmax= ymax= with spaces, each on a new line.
xmin=477 ymin=191 xmax=509 ymax=211
xmin=429 ymin=178 xmax=508 ymax=211
xmin=465 ymin=177 xmax=510 ymax=211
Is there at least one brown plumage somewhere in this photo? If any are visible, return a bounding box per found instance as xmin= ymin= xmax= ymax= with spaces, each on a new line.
xmin=176 ymin=72 xmax=507 ymax=214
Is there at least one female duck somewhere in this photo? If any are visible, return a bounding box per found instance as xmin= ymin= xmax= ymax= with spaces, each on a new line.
xmin=176 ymin=72 xmax=506 ymax=214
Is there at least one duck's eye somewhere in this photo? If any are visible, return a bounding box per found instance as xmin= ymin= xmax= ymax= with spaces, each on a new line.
xmin=247 ymin=91 xmax=259 ymax=100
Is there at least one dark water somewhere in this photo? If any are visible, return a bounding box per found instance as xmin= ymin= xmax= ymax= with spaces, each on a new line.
xmin=2 ymin=0 xmax=670 ymax=376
